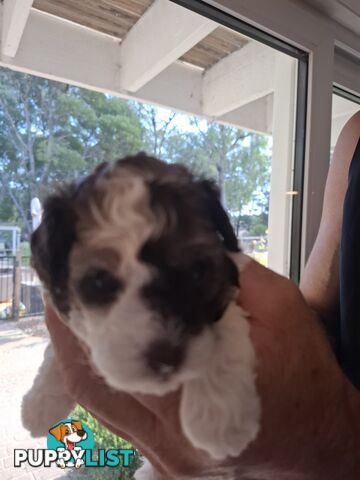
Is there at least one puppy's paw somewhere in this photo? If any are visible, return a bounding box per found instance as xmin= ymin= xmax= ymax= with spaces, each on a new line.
xmin=22 ymin=344 xmax=75 ymax=437
xmin=181 ymin=374 xmax=260 ymax=460
xmin=75 ymin=458 xmax=84 ymax=469
xmin=57 ymin=459 xmax=66 ymax=469
xmin=22 ymin=386 xmax=75 ymax=437
xmin=180 ymin=303 xmax=261 ymax=460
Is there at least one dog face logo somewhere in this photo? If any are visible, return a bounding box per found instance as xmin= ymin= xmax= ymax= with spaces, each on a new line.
xmin=47 ymin=419 xmax=92 ymax=469
xmin=49 ymin=420 xmax=87 ymax=450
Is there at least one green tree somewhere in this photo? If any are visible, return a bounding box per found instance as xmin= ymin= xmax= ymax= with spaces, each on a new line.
xmin=134 ymin=103 xmax=176 ymax=157
xmin=164 ymin=121 xmax=271 ymax=236
xmin=0 ymin=67 xmax=271 ymax=242
xmin=225 ymin=133 xmax=270 ymax=236
xmin=0 ymin=68 xmax=143 ymax=238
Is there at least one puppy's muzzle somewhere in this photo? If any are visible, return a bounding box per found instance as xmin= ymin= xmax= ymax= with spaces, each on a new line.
xmin=145 ymin=340 xmax=184 ymax=376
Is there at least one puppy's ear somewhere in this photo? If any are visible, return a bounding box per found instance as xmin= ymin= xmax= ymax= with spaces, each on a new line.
xmin=71 ymin=420 xmax=82 ymax=431
xmin=31 ymin=188 xmax=77 ymax=314
xmin=49 ymin=424 xmax=64 ymax=442
xmin=198 ymin=180 xmax=240 ymax=252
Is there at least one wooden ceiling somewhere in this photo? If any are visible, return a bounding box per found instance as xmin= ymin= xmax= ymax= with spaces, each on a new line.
xmin=181 ymin=26 xmax=248 ymax=70
xmin=33 ymin=0 xmax=153 ymax=39
xmin=33 ymin=0 xmax=248 ymax=70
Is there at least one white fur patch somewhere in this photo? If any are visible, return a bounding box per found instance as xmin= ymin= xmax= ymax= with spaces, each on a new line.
xmin=180 ymin=301 xmax=260 ymax=460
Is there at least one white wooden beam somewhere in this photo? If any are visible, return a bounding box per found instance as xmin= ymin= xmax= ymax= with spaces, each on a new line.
xmin=220 ymin=94 xmax=273 ymax=134
xmin=2 ymin=0 xmax=33 ymax=57
xmin=119 ymin=0 xmax=217 ymax=92
xmin=0 ymin=9 xmax=203 ymax=117
xmin=0 ymin=9 xmax=121 ymax=93
xmin=137 ymin=62 xmax=202 ymax=115
xmin=0 ymin=7 xmax=272 ymax=136
xmin=202 ymin=41 xmax=275 ymax=117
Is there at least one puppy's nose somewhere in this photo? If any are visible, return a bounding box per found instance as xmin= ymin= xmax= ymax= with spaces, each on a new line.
xmin=145 ymin=340 xmax=184 ymax=375
xmin=77 ymin=429 xmax=86 ymax=437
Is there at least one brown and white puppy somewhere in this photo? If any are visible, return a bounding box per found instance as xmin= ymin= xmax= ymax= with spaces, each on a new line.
xmin=22 ymin=154 xmax=260 ymax=468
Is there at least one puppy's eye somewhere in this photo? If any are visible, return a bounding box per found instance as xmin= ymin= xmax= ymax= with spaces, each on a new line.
xmin=77 ymin=268 xmax=122 ymax=305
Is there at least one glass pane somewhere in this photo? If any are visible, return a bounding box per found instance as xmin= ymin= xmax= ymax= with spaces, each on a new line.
xmin=0 ymin=0 xmax=301 ymax=281
xmin=331 ymin=93 xmax=360 ymax=158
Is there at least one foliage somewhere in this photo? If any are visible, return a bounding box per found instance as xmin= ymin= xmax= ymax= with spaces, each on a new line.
xmin=20 ymin=241 xmax=30 ymax=257
xmin=134 ymin=103 xmax=176 ymax=157
xmin=0 ymin=68 xmax=271 ymax=241
xmin=164 ymin=121 xmax=271 ymax=236
xmin=70 ymin=405 xmax=142 ymax=480
xmin=0 ymin=69 xmax=143 ymax=239
xmin=240 ymin=212 xmax=268 ymax=237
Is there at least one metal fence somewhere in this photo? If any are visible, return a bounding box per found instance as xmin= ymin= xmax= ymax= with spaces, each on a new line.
xmin=0 ymin=254 xmax=44 ymax=320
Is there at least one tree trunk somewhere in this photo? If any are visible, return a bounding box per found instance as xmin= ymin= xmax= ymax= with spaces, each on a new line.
xmin=217 ymin=125 xmax=228 ymax=207
xmin=217 ymin=158 xmax=226 ymax=207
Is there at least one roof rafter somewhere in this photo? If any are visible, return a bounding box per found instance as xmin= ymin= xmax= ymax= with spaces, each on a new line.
xmin=119 ymin=0 xmax=217 ymax=92
xmin=202 ymin=41 xmax=275 ymax=117
xmin=2 ymin=0 xmax=34 ymax=57
xmin=0 ymin=6 xmax=273 ymax=135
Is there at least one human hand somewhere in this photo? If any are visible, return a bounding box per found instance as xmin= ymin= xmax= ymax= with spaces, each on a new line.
xmin=45 ymin=259 xmax=360 ymax=479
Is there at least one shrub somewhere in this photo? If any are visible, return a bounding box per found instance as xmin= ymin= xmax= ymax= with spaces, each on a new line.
xmin=69 ymin=405 xmax=143 ymax=480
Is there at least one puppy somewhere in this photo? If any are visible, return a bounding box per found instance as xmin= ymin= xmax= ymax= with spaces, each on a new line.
xmin=49 ymin=420 xmax=87 ymax=469
xmin=22 ymin=154 xmax=260 ymax=474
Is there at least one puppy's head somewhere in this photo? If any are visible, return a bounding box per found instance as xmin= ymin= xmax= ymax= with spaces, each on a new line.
xmin=32 ymin=154 xmax=240 ymax=394
xmin=49 ymin=421 xmax=87 ymax=444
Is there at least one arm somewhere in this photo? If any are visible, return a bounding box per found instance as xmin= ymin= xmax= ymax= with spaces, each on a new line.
xmin=300 ymin=111 xmax=360 ymax=327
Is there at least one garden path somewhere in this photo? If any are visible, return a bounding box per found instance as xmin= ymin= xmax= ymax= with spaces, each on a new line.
xmin=0 ymin=320 xmax=72 ymax=480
